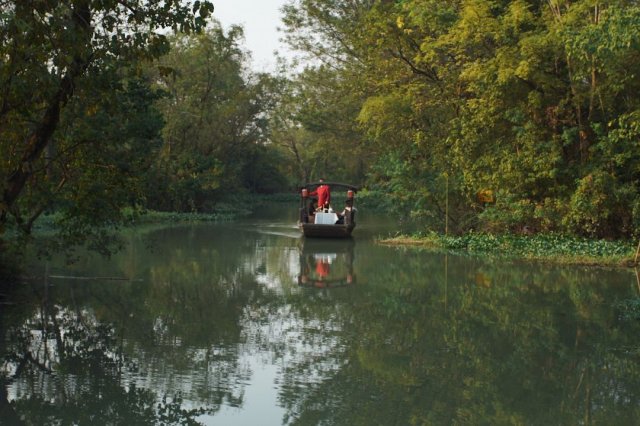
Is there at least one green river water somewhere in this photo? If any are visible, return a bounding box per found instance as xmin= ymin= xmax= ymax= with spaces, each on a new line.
xmin=1 ymin=204 xmax=640 ymax=425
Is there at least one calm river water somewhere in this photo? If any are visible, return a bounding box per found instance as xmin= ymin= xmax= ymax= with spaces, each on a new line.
xmin=2 ymin=204 xmax=640 ymax=425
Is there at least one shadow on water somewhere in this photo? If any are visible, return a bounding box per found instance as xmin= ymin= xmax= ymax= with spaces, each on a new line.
xmin=1 ymin=204 xmax=640 ymax=424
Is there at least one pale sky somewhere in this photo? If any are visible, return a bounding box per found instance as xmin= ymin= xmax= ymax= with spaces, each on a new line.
xmin=212 ymin=0 xmax=292 ymax=72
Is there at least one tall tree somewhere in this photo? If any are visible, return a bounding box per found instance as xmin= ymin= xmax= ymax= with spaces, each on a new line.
xmin=146 ymin=25 xmax=286 ymax=212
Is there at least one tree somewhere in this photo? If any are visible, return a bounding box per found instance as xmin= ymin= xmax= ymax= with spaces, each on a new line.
xmin=146 ymin=26 xmax=287 ymax=211
xmin=269 ymin=67 xmax=371 ymax=186
xmin=0 ymin=0 xmax=214 ymax=240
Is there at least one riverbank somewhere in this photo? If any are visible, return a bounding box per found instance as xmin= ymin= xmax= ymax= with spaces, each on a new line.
xmin=120 ymin=194 xmax=297 ymax=225
xmin=378 ymin=232 xmax=638 ymax=268
xmin=120 ymin=207 xmax=249 ymax=225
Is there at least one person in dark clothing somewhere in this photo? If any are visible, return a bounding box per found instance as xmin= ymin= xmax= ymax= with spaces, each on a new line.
xmin=336 ymin=199 xmax=354 ymax=224
xmin=307 ymin=198 xmax=317 ymax=223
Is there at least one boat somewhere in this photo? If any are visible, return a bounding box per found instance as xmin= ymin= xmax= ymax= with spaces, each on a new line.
xmin=297 ymin=181 xmax=359 ymax=238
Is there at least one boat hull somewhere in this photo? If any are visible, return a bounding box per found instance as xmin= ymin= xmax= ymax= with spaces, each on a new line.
xmin=299 ymin=223 xmax=355 ymax=238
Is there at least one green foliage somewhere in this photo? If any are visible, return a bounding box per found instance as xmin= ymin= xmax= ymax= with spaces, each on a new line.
xmin=564 ymin=171 xmax=634 ymax=238
xmin=0 ymin=0 xmax=214 ymax=245
xmin=121 ymin=208 xmax=250 ymax=225
xmin=270 ymin=66 xmax=370 ymax=185
xmin=419 ymin=232 xmax=635 ymax=265
xmin=3 ymin=73 xmax=165 ymax=255
xmin=146 ymin=28 xmax=288 ymax=211
xmin=279 ymin=0 xmax=640 ymax=239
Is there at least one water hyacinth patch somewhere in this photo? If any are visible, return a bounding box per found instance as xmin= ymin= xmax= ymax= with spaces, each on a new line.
xmin=380 ymin=232 xmax=636 ymax=267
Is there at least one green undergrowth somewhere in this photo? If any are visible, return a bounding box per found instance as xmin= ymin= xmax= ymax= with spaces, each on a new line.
xmin=379 ymin=232 xmax=637 ymax=267
xmin=119 ymin=193 xmax=299 ymax=225
xmin=120 ymin=206 xmax=250 ymax=225
xmin=9 ymin=193 xmax=297 ymax=238
xmin=28 ymin=207 xmax=248 ymax=233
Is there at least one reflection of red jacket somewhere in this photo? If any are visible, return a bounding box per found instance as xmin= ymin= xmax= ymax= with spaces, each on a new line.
xmin=314 ymin=185 xmax=330 ymax=208
xmin=316 ymin=260 xmax=330 ymax=277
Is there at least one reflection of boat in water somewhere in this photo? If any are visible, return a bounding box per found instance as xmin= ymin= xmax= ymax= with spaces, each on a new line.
xmin=297 ymin=239 xmax=355 ymax=288
xmin=297 ymin=182 xmax=359 ymax=238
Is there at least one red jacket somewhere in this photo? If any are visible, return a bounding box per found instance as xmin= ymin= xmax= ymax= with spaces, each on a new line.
xmin=314 ymin=184 xmax=330 ymax=209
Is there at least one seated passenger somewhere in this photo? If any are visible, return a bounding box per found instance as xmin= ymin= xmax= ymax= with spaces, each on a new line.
xmin=336 ymin=199 xmax=355 ymax=224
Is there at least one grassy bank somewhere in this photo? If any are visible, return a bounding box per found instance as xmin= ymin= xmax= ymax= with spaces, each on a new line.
xmin=379 ymin=232 xmax=638 ymax=268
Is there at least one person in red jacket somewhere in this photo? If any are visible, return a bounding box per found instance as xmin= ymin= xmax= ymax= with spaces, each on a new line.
xmin=311 ymin=178 xmax=331 ymax=211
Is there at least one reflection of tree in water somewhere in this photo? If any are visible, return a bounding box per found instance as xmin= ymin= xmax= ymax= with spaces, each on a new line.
xmin=0 ymin=261 xmax=258 ymax=424
xmin=261 ymin=249 xmax=640 ymax=425
xmin=240 ymin=303 xmax=347 ymax=423
xmin=1 ymin=298 xmax=202 ymax=424
xmin=1 ymin=224 xmax=301 ymax=424
xmin=5 ymin=228 xmax=640 ymax=424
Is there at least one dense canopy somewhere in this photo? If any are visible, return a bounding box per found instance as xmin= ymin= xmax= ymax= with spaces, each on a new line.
xmin=277 ymin=0 xmax=640 ymax=239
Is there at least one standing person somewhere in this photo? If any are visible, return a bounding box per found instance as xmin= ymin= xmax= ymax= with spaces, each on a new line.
xmin=311 ymin=178 xmax=331 ymax=211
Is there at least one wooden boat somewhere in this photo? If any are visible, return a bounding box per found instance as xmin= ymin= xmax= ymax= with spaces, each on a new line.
xmin=297 ymin=182 xmax=359 ymax=238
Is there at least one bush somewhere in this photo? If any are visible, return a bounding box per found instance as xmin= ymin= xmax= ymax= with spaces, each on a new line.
xmin=563 ymin=172 xmax=634 ymax=238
